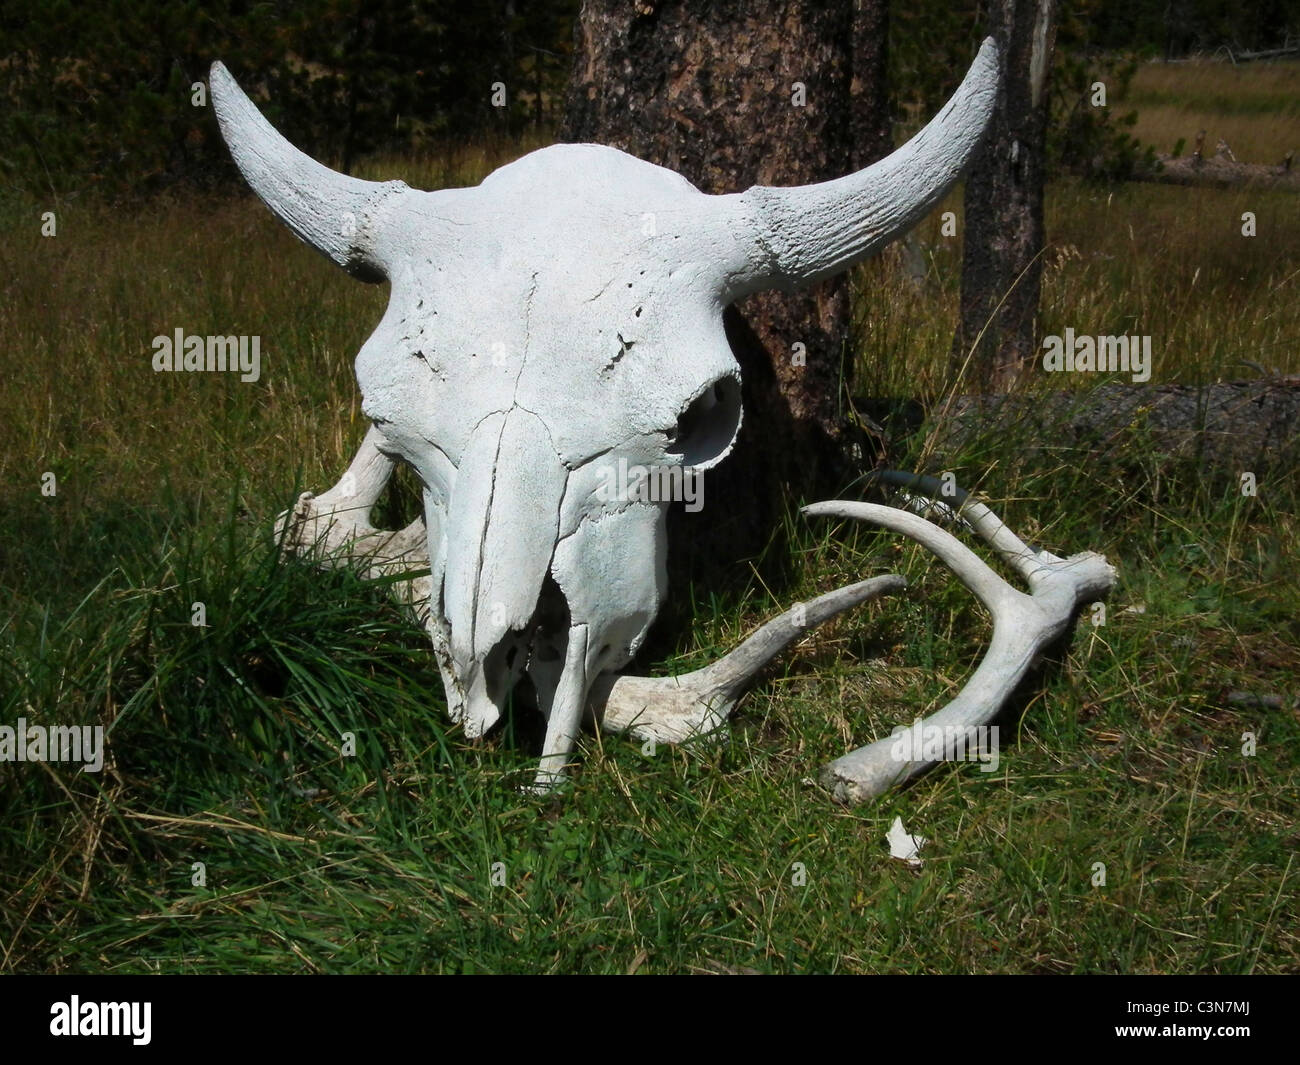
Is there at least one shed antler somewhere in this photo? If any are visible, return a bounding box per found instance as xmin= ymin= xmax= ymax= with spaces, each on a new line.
xmin=276 ymin=427 xmax=431 ymax=609
xmin=804 ymin=473 xmax=1117 ymax=801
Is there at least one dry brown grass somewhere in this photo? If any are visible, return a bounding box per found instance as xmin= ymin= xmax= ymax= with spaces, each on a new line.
xmin=1125 ymin=58 xmax=1300 ymax=164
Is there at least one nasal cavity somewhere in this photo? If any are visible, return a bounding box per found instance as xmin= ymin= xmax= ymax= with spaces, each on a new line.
xmin=666 ymin=376 xmax=742 ymax=470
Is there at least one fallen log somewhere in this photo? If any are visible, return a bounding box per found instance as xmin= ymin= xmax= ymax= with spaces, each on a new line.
xmin=1219 ymin=44 xmax=1300 ymax=63
xmin=925 ymin=379 xmax=1300 ymax=481
xmin=1143 ymin=153 xmax=1300 ymax=191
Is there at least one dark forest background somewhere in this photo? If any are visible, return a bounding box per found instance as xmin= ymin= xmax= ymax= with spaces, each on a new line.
xmin=2 ymin=0 xmax=1295 ymax=200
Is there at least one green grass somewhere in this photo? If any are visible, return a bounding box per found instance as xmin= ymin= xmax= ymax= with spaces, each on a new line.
xmin=2 ymin=69 xmax=1298 ymax=974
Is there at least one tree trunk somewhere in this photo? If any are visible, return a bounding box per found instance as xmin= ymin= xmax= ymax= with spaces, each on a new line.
xmin=561 ymin=0 xmax=890 ymax=571
xmin=952 ymin=0 xmax=1056 ymax=390
xmin=850 ymin=0 xmax=893 ymax=170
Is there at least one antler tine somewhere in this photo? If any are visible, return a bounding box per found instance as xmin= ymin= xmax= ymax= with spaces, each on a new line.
xmin=871 ymin=470 xmax=1062 ymax=586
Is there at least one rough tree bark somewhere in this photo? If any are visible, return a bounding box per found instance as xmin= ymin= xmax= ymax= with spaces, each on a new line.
xmin=953 ymin=0 xmax=1056 ymax=389
xmin=850 ymin=0 xmax=893 ymax=170
xmin=560 ymin=0 xmax=890 ymax=569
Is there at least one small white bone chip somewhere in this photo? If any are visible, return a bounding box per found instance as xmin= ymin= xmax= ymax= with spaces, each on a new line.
xmin=886 ymin=817 xmax=928 ymax=867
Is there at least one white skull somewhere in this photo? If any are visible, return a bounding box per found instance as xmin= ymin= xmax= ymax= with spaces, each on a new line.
xmin=210 ymin=42 xmax=1053 ymax=795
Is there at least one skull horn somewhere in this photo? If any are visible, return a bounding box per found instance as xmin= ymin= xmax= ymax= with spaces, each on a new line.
xmin=209 ymin=62 xmax=408 ymax=283
xmin=723 ymin=37 xmax=1000 ymax=297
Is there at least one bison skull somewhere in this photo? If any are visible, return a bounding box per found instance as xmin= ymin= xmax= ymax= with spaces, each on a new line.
xmin=210 ymin=41 xmax=1116 ymax=798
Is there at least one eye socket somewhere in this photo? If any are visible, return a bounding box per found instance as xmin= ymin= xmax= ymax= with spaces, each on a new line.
xmin=665 ymin=375 xmax=742 ymax=470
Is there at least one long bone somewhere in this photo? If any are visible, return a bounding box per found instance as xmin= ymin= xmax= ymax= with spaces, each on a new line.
xmin=276 ymin=426 xmax=431 ymax=611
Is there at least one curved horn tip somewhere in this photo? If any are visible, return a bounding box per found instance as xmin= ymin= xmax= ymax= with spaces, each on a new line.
xmin=208 ymin=61 xmax=245 ymax=110
xmin=724 ymin=34 xmax=1004 ymax=298
xmin=974 ymin=35 xmax=1001 ymax=77
xmin=206 ymin=60 xmax=403 ymax=283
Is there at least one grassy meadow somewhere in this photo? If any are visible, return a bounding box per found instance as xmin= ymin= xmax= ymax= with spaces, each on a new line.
xmin=0 ymin=59 xmax=1296 ymax=974
xmin=1126 ymin=57 xmax=1300 ymax=164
